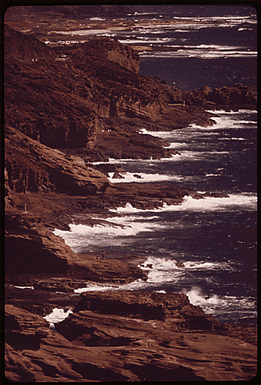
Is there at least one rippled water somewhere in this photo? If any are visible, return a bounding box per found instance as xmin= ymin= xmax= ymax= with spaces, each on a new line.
xmin=54 ymin=110 xmax=257 ymax=326
xmin=128 ymin=5 xmax=257 ymax=90
xmin=52 ymin=6 xmax=257 ymax=326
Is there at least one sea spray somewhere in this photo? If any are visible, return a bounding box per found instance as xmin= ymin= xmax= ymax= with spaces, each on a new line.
xmin=44 ymin=307 xmax=73 ymax=329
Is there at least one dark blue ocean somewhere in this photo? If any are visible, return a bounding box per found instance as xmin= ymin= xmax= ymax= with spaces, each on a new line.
xmin=54 ymin=6 xmax=257 ymax=326
xmin=124 ymin=4 xmax=257 ymax=90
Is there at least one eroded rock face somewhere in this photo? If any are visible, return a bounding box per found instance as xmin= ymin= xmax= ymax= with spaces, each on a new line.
xmin=4 ymin=24 xmax=215 ymax=161
xmin=5 ymin=212 xmax=74 ymax=276
xmin=5 ymin=293 xmax=257 ymax=382
xmin=70 ymin=291 xmax=221 ymax=329
xmin=5 ymin=126 xmax=109 ymax=195
xmin=74 ymin=37 xmax=140 ymax=73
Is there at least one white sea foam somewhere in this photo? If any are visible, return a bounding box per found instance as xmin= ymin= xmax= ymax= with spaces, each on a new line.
xmin=74 ymin=283 xmax=116 ymax=293
xmin=132 ymin=16 xmax=256 ymax=38
xmin=218 ymin=137 xmax=245 ymax=141
xmin=108 ymin=171 xmax=182 ymax=183
xmin=55 ymin=195 xmax=257 ymax=253
xmin=142 ymin=257 xmax=184 ymax=283
xmin=185 ymin=287 xmax=219 ymax=307
xmin=53 ymin=215 xmax=167 ymax=252
xmin=138 ymin=129 xmax=190 ymax=145
xmin=74 ymin=256 xmax=232 ymax=295
xmin=211 ymin=109 xmax=257 ymax=114
xmin=183 ymin=260 xmax=230 ymax=271
xmin=74 ymin=278 xmax=151 ymax=294
xmin=94 ymin=148 xmax=230 ymax=167
xmin=193 ymin=112 xmax=257 ymax=132
xmin=118 ymin=37 xmax=174 ymax=45
xmin=140 ymin=49 xmax=257 ymax=59
xmin=13 ymin=285 xmax=34 ymax=290
xmin=139 ymin=128 xmax=172 ymax=137
xmin=111 ymin=193 xmax=257 ymax=214
xmin=74 ymin=257 xmax=184 ymax=294
xmin=93 ymin=153 xmax=182 ymax=165
xmin=50 ymin=28 xmax=123 ymax=37
xmin=44 ymin=307 xmax=73 ymax=328
xmin=210 ymin=116 xmax=257 ymax=130
xmin=88 ymin=17 xmax=106 ymax=21
xmin=184 ymin=287 xmax=257 ymax=321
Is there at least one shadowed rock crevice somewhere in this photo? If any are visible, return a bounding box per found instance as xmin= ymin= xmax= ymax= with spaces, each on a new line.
xmin=123 ymin=363 xmax=207 ymax=382
xmin=71 ymin=362 xmax=129 ymax=382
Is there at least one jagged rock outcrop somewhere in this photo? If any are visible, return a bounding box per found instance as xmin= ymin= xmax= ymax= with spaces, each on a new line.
xmin=186 ymin=84 xmax=257 ymax=110
xmin=5 ymin=126 xmax=109 ymax=195
xmin=72 ymin=291 xmax=215 ymax=326
xmin=5 ymin=213 xmax=74 ymax=276
xmin=70 ymin=37 xmax=140 ymax=74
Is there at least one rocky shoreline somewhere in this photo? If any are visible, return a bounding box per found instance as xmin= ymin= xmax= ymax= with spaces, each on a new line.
xmin=5 ymin=286 xmax=258 ymax=382
xmin=4 ymin=8 xmax=258 ymax=382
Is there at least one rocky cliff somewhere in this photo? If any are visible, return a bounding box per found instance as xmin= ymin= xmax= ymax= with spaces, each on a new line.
xmin=4 ymin=22 xmax=257 ymax=383
xmin=4 ymin=24 xmax=256 ymax=162
xmin=5 ymin=126 xmax=109 ymax=195
xmin=4 ymin=24 xmax=216 ymax=161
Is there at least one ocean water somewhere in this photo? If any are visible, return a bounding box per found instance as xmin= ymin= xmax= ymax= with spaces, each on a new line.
xmin=53 ymin=6 xmax=257 ymax=326
xmin=122 ymin=5 xmax=257 ymax=90
xmin=46 ymin=5 xmax=257 ymax=91
xmin=54 ymin=109 xmax=257 ymax=326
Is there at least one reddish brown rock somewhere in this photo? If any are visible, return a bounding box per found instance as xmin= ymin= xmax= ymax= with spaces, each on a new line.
xmin=4 ymin=24 xmax=215 ymax=162
xmin=5 ymin=209 xmax=146 ymax=283
xmin=5 ymin=126 xmax=110 ymax=195
xmin=4 ymin=12 xmax=257 ymax=383
xmin=186 ymin=84 xmax=257 ymax=110
xmin=5 ymin=293 xmax=257 ymax=383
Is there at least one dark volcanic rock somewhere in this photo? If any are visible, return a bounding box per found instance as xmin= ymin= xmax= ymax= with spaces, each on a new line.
xmin=187 ymin=84 xmax=257 ymax=110
xmin=71 ymin=291 xmax=223 ymax=332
